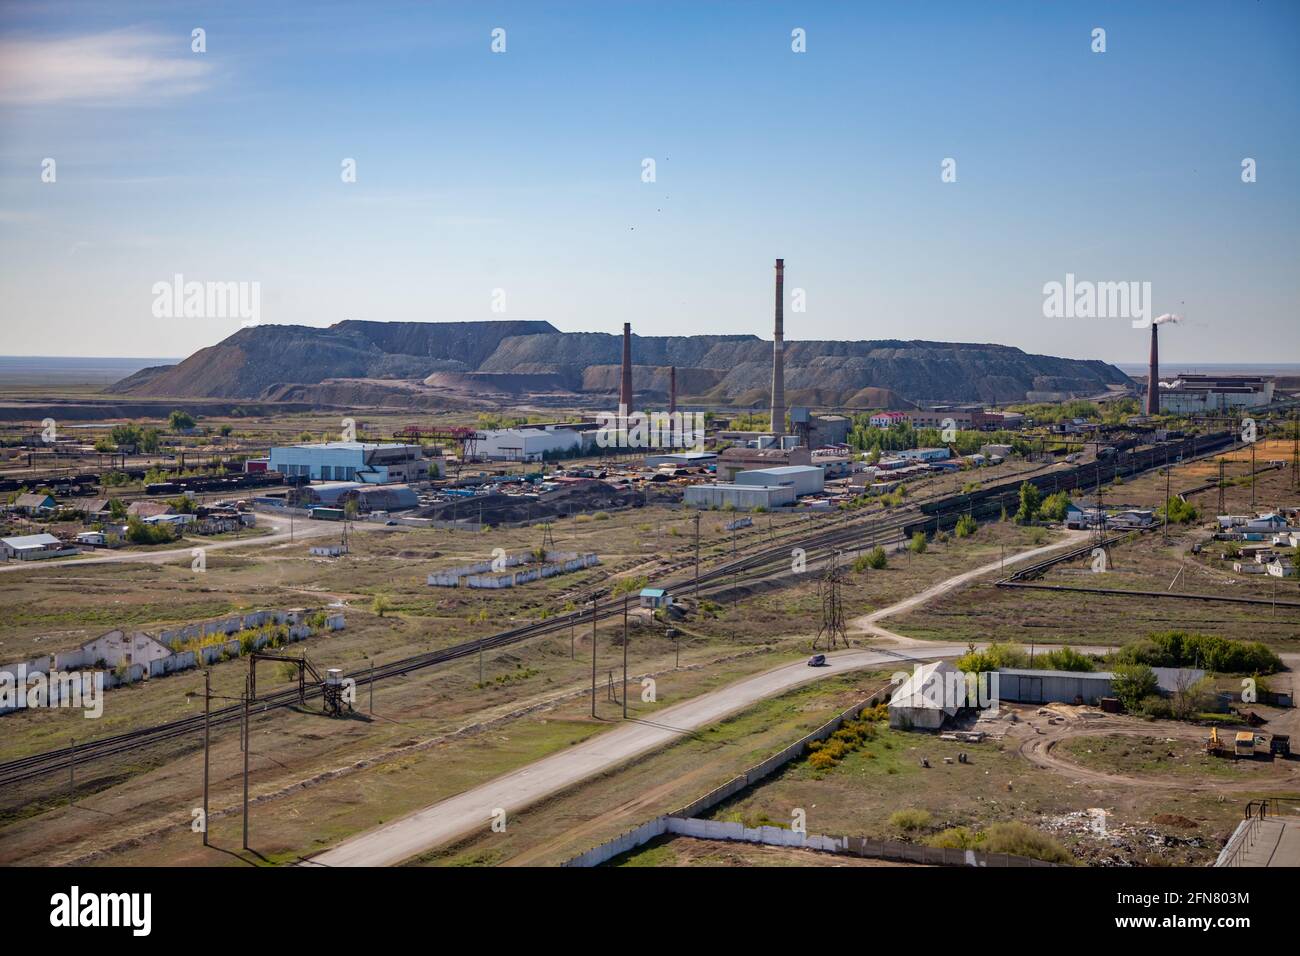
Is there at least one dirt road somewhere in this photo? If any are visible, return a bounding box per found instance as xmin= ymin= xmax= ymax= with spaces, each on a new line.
xmin=0 ymin=512 xmax=377 ymax=573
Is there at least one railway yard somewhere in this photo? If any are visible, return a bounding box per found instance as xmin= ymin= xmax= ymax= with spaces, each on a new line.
xmin=1 ymin=399 xmax=1298 ymax=872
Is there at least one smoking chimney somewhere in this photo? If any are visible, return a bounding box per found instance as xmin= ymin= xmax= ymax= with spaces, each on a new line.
xmin=619 ymin=322 xmax=634 ymax=419
xmin=669 ymin=365 xmax=677 ymax=415
xmin=1146 ymin=323 xmax=1159 ymax=416
xmin=769 ymin=259 xmax=786 ymax=438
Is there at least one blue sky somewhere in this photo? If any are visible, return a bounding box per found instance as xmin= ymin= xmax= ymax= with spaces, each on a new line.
xmin=1 ymin=0 xmax=1297 ymax=366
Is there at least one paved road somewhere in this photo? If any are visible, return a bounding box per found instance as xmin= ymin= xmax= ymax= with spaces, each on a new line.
xmin=305 ymin=641 xmax=969 ymax=866
xmin=308 ymin=535 xmax=1097 ymax=866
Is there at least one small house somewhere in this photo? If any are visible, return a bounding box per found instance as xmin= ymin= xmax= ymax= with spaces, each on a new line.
xmin=639 ymin=587 xmax=671 ymax=610
xmin=12 ymin=492 xmax=56 ymax=515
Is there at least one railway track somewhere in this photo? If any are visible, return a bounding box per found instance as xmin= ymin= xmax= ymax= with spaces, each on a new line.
xmin=0 ymin=507 xmax=921 ymax=787
xmin=0 ymin=432 xmax=1231 ymax=787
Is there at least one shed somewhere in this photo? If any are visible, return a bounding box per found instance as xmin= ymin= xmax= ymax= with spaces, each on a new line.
xmin=639 ymin=587 xmax=671 ymax=609
xmin=997 ymin=668 xmax=1114 ymax=705
xmin=889 ymin=660 xmax=963 ymax=730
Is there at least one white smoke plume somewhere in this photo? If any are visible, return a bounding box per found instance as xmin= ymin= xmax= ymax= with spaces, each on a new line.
xmin=1152 ymin=313 xmax=1181 ymax=325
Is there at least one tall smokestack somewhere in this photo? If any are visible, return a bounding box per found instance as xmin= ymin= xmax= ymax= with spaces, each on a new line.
xmin=619 ymin=322 xmax=634 ymax=418
xmin=769 ymin=259 xmax=786 ymax=438
xmin=669 ymin=365 xmax=677 ymax=415
xmin=1146 ymin=323 xmax=1159 ymax=416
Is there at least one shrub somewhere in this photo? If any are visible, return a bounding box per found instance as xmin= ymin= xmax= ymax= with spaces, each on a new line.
xmin=908 ymin=531 xmax=927 ymax=554
xmin=853 ymin=546 xmax=888 ymax=572
xmin=1037 ymin=647 xmax=1094 ymax=672
xmin=1138 ymin=695 xmax=1173 ymax=719
xmin=125 ymin=515 xmax=175 ymax=545
xmin=1159 ymin=496 xmax=1199 ymax=525
xmin=956 ymin=641 xmax=1028 ymax=673
xmin=889 ymin=809 xmax=932 ymax=832
xmin=925 ymin=826 xmax=980 ymax=849
xmin=371 ymin=593 xmax=393 ymax=618
xmin=979 ymin=822 xmax=1074 ymax=864
xmin=1109 ymin=630 xmax=1281 ymax=675
xmin=1112 ymin=663 xmax=1158 ymax=712
xmin=954 ymin=514 xmax=977 ymax=538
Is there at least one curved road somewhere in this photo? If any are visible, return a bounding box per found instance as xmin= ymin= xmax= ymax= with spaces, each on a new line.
xmin=307 ymin=532 xmax=1091 ymax=866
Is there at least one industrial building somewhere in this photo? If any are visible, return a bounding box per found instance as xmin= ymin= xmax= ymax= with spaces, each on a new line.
xmin=734 ymin=464 xmax=824 ymax=496
xmin=269 ymin=441 xmax=434 ymax=483
xmin=869 ymin=411 xmax=908 ymax=428
xmin=998 ymin=666 xmax=1206 ymax=705
xmin=296 ymin=481 xmax=419 ymax=512
xmin=475 ymin=426 xmax=586 ymax=462
xmin=644 ymin=451 xmax=717 ymax=468
xmin=717 ymin=444 xmax=812 ymax=482
xmin=684 ymin=483 xmax=796 ymax=510
xmin=894 ymin=447 xmax=951 ymax=462
xmin=789 ymin=409 xmax=851 ymax=449
xmin=1157 ymin=374 xmax=1275 ymax=413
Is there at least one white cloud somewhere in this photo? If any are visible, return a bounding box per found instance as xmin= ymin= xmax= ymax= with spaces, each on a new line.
xmin=0 ymin=29 xmax=212 ymax=106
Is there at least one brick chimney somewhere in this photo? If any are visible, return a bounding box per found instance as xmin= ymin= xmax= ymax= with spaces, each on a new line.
xmin=769 ymin=259 xmax=786 ymax=438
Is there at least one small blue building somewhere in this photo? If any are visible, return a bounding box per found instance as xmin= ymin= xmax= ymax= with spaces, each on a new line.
xmin=639 ymin=587 xmax=671 ymax=609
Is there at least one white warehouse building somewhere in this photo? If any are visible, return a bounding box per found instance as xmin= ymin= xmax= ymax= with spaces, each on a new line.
xmin=475 ymin=427 xmax=586 ymax=462
xmin=733 ymin=464 xmax=824 ymax=497
xmin=684 ymin=483 xmax=796 ymax=510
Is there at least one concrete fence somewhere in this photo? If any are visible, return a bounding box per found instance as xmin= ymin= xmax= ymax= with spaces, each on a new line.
xmin=559 ymin=680 xmax=1058 ymax=868
xmin=429 ymin=551 xmax=600 ymax=588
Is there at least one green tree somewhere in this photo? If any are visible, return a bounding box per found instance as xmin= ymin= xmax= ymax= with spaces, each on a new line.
xmin=168 ymin=410 xmax=196 ymax=431
xmin=1111 ymin=663 xmax=1159 ymax=713
xmin=908 ymin=531 xmax=928 ymax=554
xmin=955 ymin=514 xmax=978 ymax=538
xmin=1014 ymin=481 xmax=1042 ymax=524
xmin=1039 ymin=491 xmax=1071 ymax=522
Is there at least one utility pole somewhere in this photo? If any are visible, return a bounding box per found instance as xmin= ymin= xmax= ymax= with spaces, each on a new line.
xmin=1250 ymin=440 xmax=1257 ymax=512
xmin=693 ymin=512 xmax=701 ymax=596
xmin=369 ymin=659 xmax=374 ymax=714
xmin=1163 ymin=465 xmax=1170 ymax=543
xmin=242 ymin=675 xmax=250 ymax=852
xmin=69 ymin=737 xmax=75 ymax=805
xmin=590 ymin=598 xmax=598 ymax=718
xmin=203 ymin=670 xmax=210 ymax=847
xmin=622 ymin=596 xmax=629 ymax=720
xmin=1219 ymin=458 xmax=1226 ymax=516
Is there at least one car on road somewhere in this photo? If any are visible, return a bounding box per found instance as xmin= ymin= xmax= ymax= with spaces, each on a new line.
xmin=807 ymin=654 xmax=827 ymax=667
